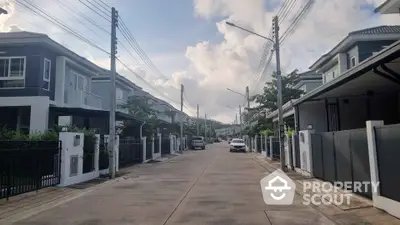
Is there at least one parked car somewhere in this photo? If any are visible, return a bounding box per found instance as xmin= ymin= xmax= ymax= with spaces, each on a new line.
xmin=191 ymin=136 xmax=206 ymax=150
xmin=229 ymin=138 xmax=246 ymax=152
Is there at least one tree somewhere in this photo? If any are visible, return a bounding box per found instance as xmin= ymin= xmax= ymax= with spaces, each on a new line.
xmin=119 ymin=95 xmax=162 ymax=137
xmin=251 ymin=70 xmax=304 ymax=111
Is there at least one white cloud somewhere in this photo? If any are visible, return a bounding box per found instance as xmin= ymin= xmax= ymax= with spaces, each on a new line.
xmin=160 ymin=0 xmax=400 ymax=123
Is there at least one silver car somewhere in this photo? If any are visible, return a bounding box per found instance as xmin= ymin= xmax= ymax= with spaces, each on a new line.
xmin=191 ymin=136 xmax=205 ymax=150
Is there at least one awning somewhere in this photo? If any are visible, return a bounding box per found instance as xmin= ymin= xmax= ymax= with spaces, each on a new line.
xmin=293 ymin=40 xmax=400 ymax=106
xmin=49 ymin=106 xmax=142 ymax=123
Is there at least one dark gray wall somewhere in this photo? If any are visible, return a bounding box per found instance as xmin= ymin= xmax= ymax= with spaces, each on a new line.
xmin=0 ymin=44 xmax=57 ymax=100
xmin=356 ymin=40 xmax=397 ymax=62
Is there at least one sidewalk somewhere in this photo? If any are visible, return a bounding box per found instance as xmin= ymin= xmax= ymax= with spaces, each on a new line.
xmin=253 ymin=154 xmax=400 ymax=225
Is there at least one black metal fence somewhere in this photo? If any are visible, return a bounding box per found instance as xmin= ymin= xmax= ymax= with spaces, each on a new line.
xmin=311 ymin=129 xmax=371 ymax=198
xmin=271 ymin=137 xmax=280 ymax=159
xmin=154 ymin=137 xmax=160 ymax=154
xmin=119 ymin=139 xmax=142 ymax=167
xmin=146 ymin=140 xmax=153 ymax=160
xmin=83 ymin=135 xmax=96 ymax=174
xmin=375 ymin=124 xmax=400 ymax=202
xmin=266 ymin=139 xmax=271 ymax=157
xmin=256 ymin=137 xmax=262 ymax=153
xmin=161 ymin=138 xmax=170 ymax=154
xmin=292 ymin=134 xmax=300 ymax=168
xmin=0 ymin=141 xmax=61 ymax=200
xmin=99 ymin=135 xmax=109 ymax=170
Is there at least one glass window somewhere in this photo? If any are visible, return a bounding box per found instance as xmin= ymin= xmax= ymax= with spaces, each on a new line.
xmin=10 ymin=58 xmax=24 ymax=77
xmin=351 ymin=57 xmax=356 ymax=67
xmin=43 ymin=58 xmax=51 ymax=90
xmin=0 ymin=59 xmax=9 ymax=77
xmin=232 ymin=139 xmax=244 ymax=143
xmin=0 ymin=57 xmax=25 ymax=89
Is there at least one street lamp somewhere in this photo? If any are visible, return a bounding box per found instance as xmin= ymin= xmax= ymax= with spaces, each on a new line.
xmin=226 ymin=88 xmax=246 ymax=98
xmin=226 ymin=19 xmax=286 ymax=171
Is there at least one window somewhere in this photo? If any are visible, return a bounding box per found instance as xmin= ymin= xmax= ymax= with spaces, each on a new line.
xmin=0 ymin=57 xmax=25 ymax=88
xmin=350 ymin=56 xmax=356 ymax=68
xmin=43 ymin=58 xmax=51 ymax=90
xmin=72 ymin=72 xmax=89 ymax=92
xmin=332 ymin=71 xmax=335 ymax=78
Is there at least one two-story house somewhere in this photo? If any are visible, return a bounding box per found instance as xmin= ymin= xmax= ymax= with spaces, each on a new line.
xmin=0 ymin=32 xmax=117 ymax=134
xmin=291 ymin=25 xmax=400 ymax=133
xmin=310 ymin=26 xmax=400 ymax=84
xmin=375 ymin=0 xmax=400 ymax=14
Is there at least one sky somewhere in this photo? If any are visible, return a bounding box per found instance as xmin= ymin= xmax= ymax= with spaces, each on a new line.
xmin=0 ymin=0 xmax=399 ymax=123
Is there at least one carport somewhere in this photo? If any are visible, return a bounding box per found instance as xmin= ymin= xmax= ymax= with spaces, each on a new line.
xmin=292 ymin=40 xmax=400 ymax=197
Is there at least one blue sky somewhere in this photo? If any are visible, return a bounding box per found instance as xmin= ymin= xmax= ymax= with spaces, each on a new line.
xmin=114 ymin=0 xmax=223 ymax=71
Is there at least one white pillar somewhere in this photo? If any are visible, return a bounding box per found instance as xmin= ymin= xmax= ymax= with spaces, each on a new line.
xmin=141 ymin=136 xmax=147 ymax=163
xmin=151 ymin=134 xmax=155 ymax=159
xmin=94 ymin=135 xmax=100 ymax=172
xmin=366 ymin=120 xmax=383 ymax=202
xmin=30 ymin=101 xmax=50 ymax=134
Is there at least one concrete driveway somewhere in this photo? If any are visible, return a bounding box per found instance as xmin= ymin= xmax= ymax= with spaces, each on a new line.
xmin=12 ymin=143 xmax=335 ymax=225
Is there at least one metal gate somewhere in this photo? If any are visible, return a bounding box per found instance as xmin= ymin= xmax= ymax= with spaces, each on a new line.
xmin=0 ymin=141 xmax=61 ymax=199
xmin=154 ymin=137 xmax=160 ymax=154
xmin=311 ymin=129 xmax=371 ymax=198
xmin=146 ymin=139 xmax=153 ymax=160
xmin=293 ymin=134 xmax=300 ymax=168
xmin=82 ymin=135 xmax=95 ymax=174
xmin=271 ymin=137 xmax=280 ymax=159
xmin=375 ymin=124 xmax=400 ymax=202
xmin=99 ymin=135 xmax=109 ymax=170
xmin=161 ymin=138 xmax=170 ymax=154
xmin=119 ymin=138 xmax=142 ymax=167
xmin=256 ymin=137 xmax=262 ymax=153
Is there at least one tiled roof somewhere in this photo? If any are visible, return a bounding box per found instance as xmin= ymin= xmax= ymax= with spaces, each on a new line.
xmin=350 ymin=25 xmax=400 ymax=35
xmin=0 ymin=31 xmax=47 ymax=38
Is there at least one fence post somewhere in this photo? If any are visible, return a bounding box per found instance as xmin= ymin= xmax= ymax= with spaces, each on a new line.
xmin=366 ymin=120 xmax=383 ymax=203
xmin=141 ymin=136 xmax=147 ymax=163
xmin=94 ymin=135 xmax=100 ymax=173
xmin=151 ymin=134 xmax=155 ymax=160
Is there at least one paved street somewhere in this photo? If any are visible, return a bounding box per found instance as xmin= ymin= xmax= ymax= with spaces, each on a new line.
xmin=9 ymin=143 xmax=377 ymax=225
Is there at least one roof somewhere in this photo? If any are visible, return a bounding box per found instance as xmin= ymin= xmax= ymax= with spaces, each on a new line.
xmin=309 ymin=26 xmax=400 ymax=70
xmin=295 ymin=39 xmax=400 ymax=106
xmin=0 ymin=31 xmax=104 ymax=73
xmin=375 ymin=0 xmax=400 ymax=14
xmin=350 ymin=26 xmax=400 ymax=35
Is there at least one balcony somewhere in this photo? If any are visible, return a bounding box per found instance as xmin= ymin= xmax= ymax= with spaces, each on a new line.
xmin=116 ymin=98 xmax=129 ymax=114
xmin=82 ymin=91 xmax=104 ymax=109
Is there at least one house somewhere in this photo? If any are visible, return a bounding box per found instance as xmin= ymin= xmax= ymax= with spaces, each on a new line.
xmin=0 ymin=31 xmax=181 ymax=134
xmin=375 ymin=0 xmax=400 ymax=14
xmin=266 ymin=70 xmax=322 ymax=127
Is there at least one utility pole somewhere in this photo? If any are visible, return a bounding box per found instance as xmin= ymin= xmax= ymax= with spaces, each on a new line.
xmin=108 ymin=7 xmax=118 ymax=179
xmin=196 ymin=104 xmax=199 ymax=136
xmin=235 ymin=113 xmax=238 ymax=125
xmin=180 ymin=84 xmax=184 ymax=151
xmin=204 ymin=113 xmax=207 ymax=141
xmin=246 ymin=86 xmax=250 ymax=109
xmin=239 ymin=105 xmax=242 ymax=138
xmin=273 ymin=16 xmax=286 ymax=171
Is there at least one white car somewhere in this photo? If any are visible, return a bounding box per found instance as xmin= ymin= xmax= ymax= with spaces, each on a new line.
xmin=229 ymin=138 xmax=246 ymax=152
xmin=191 ymin=136 xmax=206 ymax=150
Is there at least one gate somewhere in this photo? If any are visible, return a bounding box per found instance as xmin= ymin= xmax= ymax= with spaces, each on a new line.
xmin=256 ymin=137 xmax=262 ymax=153
xmin=375 ymin=124 xmax=400 ymax=202
xmin=146 ymin=139 xmax=153 ymax=160
xmin=266 ymin=138 xmax=271 ymax=157
xmin=293 ymin=134 xmax=300 ymax=168
xmin=311 ymin=129 xmax=371 ymax=198
xmin=82 ymin=135 xmax=95 ymax=174
xmin=99 ymin=135 xmax=109 ymax=170
xmin=154 ymin=136 xmax=160 ymax=154
xmin=161 ymin=138 xmax=170 ymax=154
xmin=271 ymin=137 xmax=280 ymax=159
xmin=0 ymin=141 xmax=61 ymax=199
xmin=119 ymin=138 xmax=142 ymax=167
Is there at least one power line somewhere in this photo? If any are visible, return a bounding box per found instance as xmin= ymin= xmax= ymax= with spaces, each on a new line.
xmin=77 ymin=0 xmax=111 ymax=22
xmin=117 ymin=15 xmax=169 ymax=82
xmin=49 ymin=0 xmax=110 ymax=40
xmin=15 ymin=0 xmax=110 ymax=55
xmin=91 ymin=0 xmax=112 ymax=13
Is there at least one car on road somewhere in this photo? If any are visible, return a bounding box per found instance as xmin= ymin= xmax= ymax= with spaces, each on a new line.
xmin=191 ymin=136 xmax=206 ymax=150
xmin=229 ymin=138 xmax=246 ymax=152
